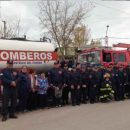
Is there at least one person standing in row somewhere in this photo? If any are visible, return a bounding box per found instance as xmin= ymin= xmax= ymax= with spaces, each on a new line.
xmin=80 ymin=67 xmax=89 ymax=104
xmin=27 ymin=70 xmax=37 ymax=111
xmin=118 ymin=66 xmax=128 ymax=101
xmin=99 ymin=73 xmax=114 ymax=102
xmin=48 ymin=62 xmax=63 ymax=106
xmin=70 ymin=63 xmax=81 ymax=106
xmin=1 ymin=60 xmax=18 ymax=121
xmin=48 ymin=61 xmax=63 ymax=88
xmin=88 ymin=67 xmax=98 ymax=104
xmin=36 ymin=73 xmax=48 ymax=109
xmin=62 ymin=64 xmax=70 ymax=105
xmin=17 ymin=65 xmax=31 ymax=112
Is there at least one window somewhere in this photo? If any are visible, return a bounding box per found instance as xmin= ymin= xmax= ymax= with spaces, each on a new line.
xmin=78 ymin=51 xmax=100 ymax=64
xmin=113 ymin=53 xmax=126 ymax=62
xmin=113 ymin=53 xmax=118 ymax=63
xmin=118 ymin=53 xmax=126 ymax=62
xmin=103 ymin=52 xmax=112 ymax=62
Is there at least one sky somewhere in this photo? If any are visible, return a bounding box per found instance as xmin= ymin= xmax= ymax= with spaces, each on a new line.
xmin=0 ymin=0 xmax=130 ymax=46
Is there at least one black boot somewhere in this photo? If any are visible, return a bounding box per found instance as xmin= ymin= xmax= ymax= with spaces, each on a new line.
xmin=2 ymin=115 xmax=7 ymax=122
xmin=9 ymin=114 xmax=18 ymax=119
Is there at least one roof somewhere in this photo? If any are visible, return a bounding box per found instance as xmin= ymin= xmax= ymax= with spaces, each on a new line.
xmin=0 ymin=39 xmax=55 ymax=51
xmin=79 ymin=47 xmax=128 ymax=54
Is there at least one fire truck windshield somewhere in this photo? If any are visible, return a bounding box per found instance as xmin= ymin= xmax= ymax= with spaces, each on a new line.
xmin=78 ymin=51 xmax=100 ymax=64
xmin=113 ymin=53 xmax=126 ymax=62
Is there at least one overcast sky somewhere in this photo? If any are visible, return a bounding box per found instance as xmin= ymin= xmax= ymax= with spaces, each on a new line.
xmin=1 ymin=0 xmax=130 ymax=46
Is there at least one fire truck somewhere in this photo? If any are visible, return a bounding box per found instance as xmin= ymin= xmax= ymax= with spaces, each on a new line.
xmin=77 ymin=43 xmax=130 ymax=67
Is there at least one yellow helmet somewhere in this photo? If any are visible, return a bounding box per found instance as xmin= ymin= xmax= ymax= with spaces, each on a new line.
xmin=104 ymin=73 xmax=110 ymax=79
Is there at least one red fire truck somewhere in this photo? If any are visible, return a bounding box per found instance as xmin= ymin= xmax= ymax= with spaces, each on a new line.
xmin=77 ymin=43 xmax=130 ymax=67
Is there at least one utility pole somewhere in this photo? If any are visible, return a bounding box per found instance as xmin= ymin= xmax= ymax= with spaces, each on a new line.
xmin=2 ymin=21 xmax=6 ymax=38
xmin=105 ymin=25 xmax=109 ymax=48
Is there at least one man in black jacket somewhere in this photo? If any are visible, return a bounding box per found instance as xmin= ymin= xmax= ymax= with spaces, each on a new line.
xmin=1 ymin=60 xmax=18 ymax=122
xmin=88 ymin=66 xmax=98 ymax=104
xmin=70 ymin=63 xmax=81 ymax=106
xmin=80 ymin=67 xmax=89 ymax=104
xmin=48 ymin=61 xmax=63 ymax=107
xmin=62 ymin=64 xmax=71 ymax=105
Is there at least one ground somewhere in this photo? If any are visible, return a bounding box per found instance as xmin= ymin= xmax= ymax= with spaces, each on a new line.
xmin=0 ymin=100 xmax=130 ymax=130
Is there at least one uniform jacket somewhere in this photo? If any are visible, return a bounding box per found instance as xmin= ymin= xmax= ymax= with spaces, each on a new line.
xmin=48 ymin=68 xmax=63 ymax=86
xmin=1 ymin=68 xmax=18 ymax=89
xmin=70 ymin=69 xmax=81 ymax=86
xmin=17 ymin=72 xmax=31 ymax=93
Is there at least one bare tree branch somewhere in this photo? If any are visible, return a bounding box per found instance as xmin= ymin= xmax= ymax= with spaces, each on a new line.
xmin=38 ymin=0 xmax=93 ymax=59
xmin=0 ymin=16 xmax=29 ymax=39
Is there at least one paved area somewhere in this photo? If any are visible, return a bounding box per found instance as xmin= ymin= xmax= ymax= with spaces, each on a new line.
xmin=0 ymin=100 xmax=130 ymax=130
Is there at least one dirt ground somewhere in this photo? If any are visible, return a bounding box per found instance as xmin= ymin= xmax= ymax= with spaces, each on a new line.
xmin=0 ymin=100 xmax=130 ymax=130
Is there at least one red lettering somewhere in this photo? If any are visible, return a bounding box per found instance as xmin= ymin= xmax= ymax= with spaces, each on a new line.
xmin=27 ymin=52 xmax=33 ymax=60
xmin=34 ymin=52 xmax=40 ymax=60
xmin=0 ymin=50 xmax=57 ymax=61
xmin=0 ymin=51 xmax=9 ymax=60
xmin=40 ymin=53 xmax=46 ymax=60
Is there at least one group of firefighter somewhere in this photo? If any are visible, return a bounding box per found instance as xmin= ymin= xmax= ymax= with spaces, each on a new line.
xmin=48 ymin=61 xmax=130 ymax=105
xmin=1 ymin=59 xmax=130 ymax=121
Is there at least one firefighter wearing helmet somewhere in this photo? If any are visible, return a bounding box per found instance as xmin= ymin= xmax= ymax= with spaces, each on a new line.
xmin=99 ymin=73 xmax=114 ymax=103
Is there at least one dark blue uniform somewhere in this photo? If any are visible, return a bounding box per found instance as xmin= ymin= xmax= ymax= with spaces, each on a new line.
xmin=123 ymin=69 xmax=129 ymax=98
xmin=125 ymin=67 xmax=130 ymax=98
xmin=70 ymin=69 xmax=81 ymax=106
xmin=80 ymin=70 xmax=89 ymax=103
xmin=48 ymin=67 xmax=63 ymax=86
xmin=17 ymin=72 xmax=31 ymax=112
xmin=88 ymin=69 xmax=98 ymax=104
xmin=96 ymin=68 xmax=105 ymax=102
xmin=1 ymin=68 xmax=18 ymax=117
xmin=62 ymin=69 xmax=71 ymax=105
xmin=117 ymin=68 xmax=126 ymax=100
xmin=48 ymin=67 xmax=63 ymax=107
xmin=109 ymin=67 xmax=119 ymax=101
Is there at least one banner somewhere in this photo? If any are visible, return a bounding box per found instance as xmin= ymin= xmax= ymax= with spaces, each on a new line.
xmin=0 ymin=50 xmax=57 ymax=61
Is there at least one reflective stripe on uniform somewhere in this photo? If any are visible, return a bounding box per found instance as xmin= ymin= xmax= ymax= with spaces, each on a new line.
xmin=99 ymin=95 xmax=109 ymax=99
xmin=100 ymin=88 xmax=112 ymax=91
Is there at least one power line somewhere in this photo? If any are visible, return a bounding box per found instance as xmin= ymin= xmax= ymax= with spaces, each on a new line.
xmin=94 ymin=1 xmax=130 ymax=16
xmin=91 ymin=37 xmax=130 ymax=40
xmin=109 ymin=37 xmax=130 ymax=40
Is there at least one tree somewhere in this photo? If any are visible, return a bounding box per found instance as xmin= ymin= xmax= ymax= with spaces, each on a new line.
xmin=0 ymin=16 xmax=28 ymax=39
xmin=72 ymin=24 xmax=90 ymax=48
xmin=39 ymin=0 xmax=93 ymax=59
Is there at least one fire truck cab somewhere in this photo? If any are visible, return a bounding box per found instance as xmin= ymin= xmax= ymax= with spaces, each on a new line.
xmin=78 ymin=43 xmax=130 ymax=67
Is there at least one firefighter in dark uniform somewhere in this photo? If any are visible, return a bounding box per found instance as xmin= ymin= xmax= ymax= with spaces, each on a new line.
xmin=123 ymin=67 xmax=129 ymax=99
xmin=88 ymin=66 xmax=98 ymax=104
xmin=1 ymin=60 xmax=18 ymax=122
xmin=117 ymin=65 xmax=126 ymax=100
xmin=95 ymin=65 xmax=105 ymax=102
xmin=48 ymin=61 xmax=63 ymax=106
xmin=48 ymin=61 xmax=63 ymax=87
xmin=125 ymin=66 xmax=130 ymax=98
xmin=80 ymin=66 xmax=89 ymax=103
xmin=70 ymin=63 xmax=81 ymax=106
xmin=110 ymin=64 xmax=119 ymax=101
xmin=62 ymin=64 xmax=70 ymax=105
